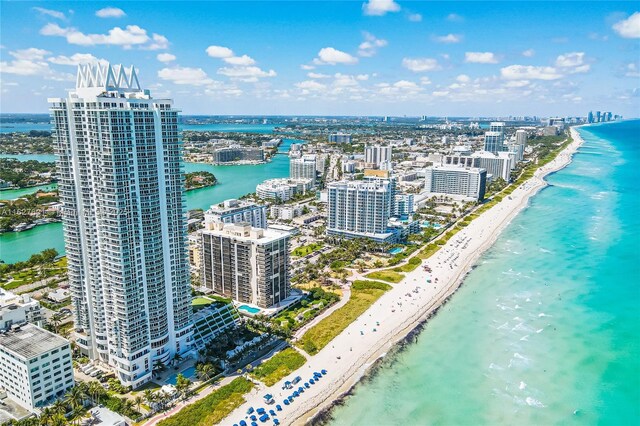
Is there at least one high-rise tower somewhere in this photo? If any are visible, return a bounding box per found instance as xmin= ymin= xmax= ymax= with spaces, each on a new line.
xmin=49 ymin=64 xmax=192 ymax=387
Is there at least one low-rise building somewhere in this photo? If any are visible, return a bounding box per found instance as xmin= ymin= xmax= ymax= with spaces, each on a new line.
xmin=212 ymin=145 xmax=264 ymax=164
xmin=328 ymin=133 xmax=352 ymax=144
xmin=0 ymin=324 xmax=74 ymax=411
xmin=256 ymin=178 xmax=313 ymax=202
xmin=0 ymin=290 xmax=42 ymax=329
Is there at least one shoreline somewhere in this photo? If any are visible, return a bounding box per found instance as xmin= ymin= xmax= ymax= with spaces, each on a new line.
xmin=216 ymin=127 xmax=585 ymax=426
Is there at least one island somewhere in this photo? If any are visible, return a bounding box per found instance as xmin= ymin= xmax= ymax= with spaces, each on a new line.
xmin=185 ymin=171 xmax=217 ymax=191
xmin=0 ymin=158 xmax=57 ymax=190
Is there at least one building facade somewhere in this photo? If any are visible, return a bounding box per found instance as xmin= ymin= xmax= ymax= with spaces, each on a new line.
xmin=200 ymin=223 xmax=290 ymax=308
xmin=0 ymin=324 xmax=74 ymax=411
xmin=212 ymin=146 xmax=264 ymax=164
xmin=424 ymin=166 xmax=487 ymax=200
xmin=364 ymin=145 xmax=392 ymax=167
xmin=289 ymin=154 xmax=317 ymax=185
xmin=49 ymin=63 xmax=192 ymax=388
xmin=328 ymin=133 xmax=352 ymax=143
xmin=0 ymin=290 xmax=42 ymax=330
xmin=256 ymin=178 xmax=313 ymax=202
xmin=204 ymin=199 xmax=267 ymax=229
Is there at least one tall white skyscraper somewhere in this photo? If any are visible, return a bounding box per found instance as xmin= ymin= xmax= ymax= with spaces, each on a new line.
xmin=515 ymin=129 xmax=528 ymax=146
xmin=49 ymin=64 xmax=192 ymax=388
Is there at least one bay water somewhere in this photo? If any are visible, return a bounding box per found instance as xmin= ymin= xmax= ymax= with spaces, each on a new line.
xmin=326 ymin=121 xmax=640 ymax=425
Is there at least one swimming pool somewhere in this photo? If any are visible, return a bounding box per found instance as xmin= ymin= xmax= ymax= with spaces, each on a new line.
xmin=165 ymin=366 xmax=197 ymax=385
xmin=388 ymin=247 xmax=404 ymax=255
xmin=422 ymin=221 xmax=443 ymax=229
xmin=238 ymin=305 xmax=261 ymax=315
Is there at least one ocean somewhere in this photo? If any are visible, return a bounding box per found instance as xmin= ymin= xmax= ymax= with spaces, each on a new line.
xmin=326 ymin=120 xmax=640 ymax=425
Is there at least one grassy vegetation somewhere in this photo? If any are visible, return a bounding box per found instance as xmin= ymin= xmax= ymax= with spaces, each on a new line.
xmin=0 ymin=256 xmax=66 ymax=289
xmin=292 ymin=242 xmax=324 ymax=257
xmin=249 ymin=348 xmax=307 ymax=386
xmin=297 ymin=280 xmax=391 ymax=355
xmin=365 ymin=270 xmax=404 ymax=283
xmin=157 ymin=377 xmax=253 ymax=426
xmin=393 ymin=256 xmax=422 ymax=273
xmin=191 ymin=297 xmax=214 ymax=311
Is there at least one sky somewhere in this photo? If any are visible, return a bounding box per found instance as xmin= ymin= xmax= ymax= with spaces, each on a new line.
xmin=1 ymin=1 xmax=639 ymax=117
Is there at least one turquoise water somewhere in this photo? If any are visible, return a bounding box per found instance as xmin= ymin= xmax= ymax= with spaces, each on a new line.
xmin=238 ymin=305 xmax=261 ymax=314
xmin=0 ymin=121 xmax=276 ymax=134
xmin=388 ymin=247 xmax=404 ymax=255
xmin=327 ymin=121 xmax=640 ymax=425
xmin=0 ymin=122 xmax=50 ymax=133
xmin=0 ymin=139 xmax=298 ymax=263
xmin=165 ymin=366 xmax=198 ymax=385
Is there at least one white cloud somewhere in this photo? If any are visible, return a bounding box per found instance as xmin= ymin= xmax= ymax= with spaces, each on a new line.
xmin=555 ymin=52 xmax=590 ymax=74
xmin=465 ymin=52 xmax=499 ymax=64
xmin=0 ymin=48 xmax=74 ymax=81
xmin=223 ymin=55 xmax=256 ymax=66
xmin=456 ymin=74 xmax=471 ymax=83
xmin=402 ymin=57 xmax=441 ymax=72
xmin=157 ymin=53 xmax=176 ymax=63
xmin=362 ymin=0 xmax=401 ymax=16
xmin=446 ymin=13 xmax=464 ymax=22
xmin=33 ymin=7 xmax=65 ymax=20
xmin=313 ymin=47 xmax=358 ymax=65
xmin=358 ymin=32 xmax=388 ymax=57
xmin=504 ymin=80 xmax=530 ymax=88
xmin=434 ymin=34 xmax=463 ymax=44
xmin=500 ymin=65 xmax=563 ymax=80
xmin=307 ymin=72 xmax=330 ymax=79
xmin=158 ymin=66 xmax=215 ymax=86
xmin=420 ymin=76 xmax=432 ymax=85
xmin=612 ymin=12 xmax=640 ymax=39
xmin=300 ymin=64 xmax=315 ymax=70
xmin=48 ymin=53 xmax=104 ymax=66
xmin=625 ymin=62 xmax=640 ymax=78
xmin=522 ymin=49 xmax=535 ymax=57
xmin=295 ymin=80 xmax=326 ymax=91
xmin=206 ymin=45 xmax=234 ymax=58
xmin=408 ymin=13 xmax=422 ymax=22
xmin=555 ymin=52 xmax=584 ymax=68
xmin=217 ymin=66 xmax=276 ymax=82
xmin=40 ymin=23 xmax=168 ymax=50
xmin=95 ymin=7 xmax=126 ymax=18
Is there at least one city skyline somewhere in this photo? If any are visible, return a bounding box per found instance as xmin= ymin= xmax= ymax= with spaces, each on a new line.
xmin=1 ymin=1 xmax=639 ymax=117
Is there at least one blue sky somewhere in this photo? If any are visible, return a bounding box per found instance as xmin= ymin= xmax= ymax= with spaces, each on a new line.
xmin=1 ymin=1 xmax=638 ymax=116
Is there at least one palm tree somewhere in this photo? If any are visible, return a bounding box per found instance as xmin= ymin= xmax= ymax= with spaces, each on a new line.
xmin=152 ymin=359 xmax=166 ymax=377
xmin=65 ymin=386 xmax=85 ymax=417
xmin=143 ymin=389 xmax=156 ymax=412
xmin=39 ymin=407 xmax=55 ymax=425
xmin=121 ymin=398 xmax=135 ymax=417
xmin=88 ymin=381 xmax=104 ymax=405
xmin=196 ymin=363 xmax=214 ymax=381
xmin=51 ymin=399 xmax=67 ymax=416
xmin=133 ymin=395 xmax=144 ymax=414
xmin=48 ymin=312 xmax=64 ymax=334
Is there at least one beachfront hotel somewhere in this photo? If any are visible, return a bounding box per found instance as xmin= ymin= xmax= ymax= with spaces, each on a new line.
xmin=200 ymin=222 xmax=291 ymax=309
xmin=49 ymin=63 xmax=192 ymax=388
xmin=424 ymin=165 xmax=487 ymax=200
xmin=483 ymin=122 xmax=506 ymax=153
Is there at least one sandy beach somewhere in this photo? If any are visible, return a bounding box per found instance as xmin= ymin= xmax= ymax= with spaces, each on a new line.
xmin=214 ymin=128 xmax=585 ymax=426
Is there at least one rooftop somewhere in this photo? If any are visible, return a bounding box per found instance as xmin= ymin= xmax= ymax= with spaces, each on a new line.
xmin=0 ymin=324 xmax=69 ymax=360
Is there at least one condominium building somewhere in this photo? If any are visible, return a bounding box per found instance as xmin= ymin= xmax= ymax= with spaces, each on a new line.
xmin=327 ymin=178 xmax=395 ymax=242
xmin=200 ymin=223 xmax=290 ymax=308
xmin=0 ymin=324 xmax=74 ymax=411
xmin=289 ymin=154 xmax=317 ymax=185
xmin=483 ymin=131 xmax=505 ymax=154
xmin=212 ymin=145 xmax=264 ymax=164
xmin=0 ymin=289 xmax=42 ymax=330
xmin=424 ymin=166 xmax=487 ymax=200
xmin=364 ymin=145 xmax=392 ymax=167
xmin=444 ymin=151 xmax=511 ymax=181
xmin=328 ymin=133 xmax=352 ymax=144
xmin=204 ymin=199 xmax=267 ymax=229
xmin=49 ymin=63 xmax=192 ymax=388
xmin=515 ymin=129 xmax=528 ymax=146
xmin=256 ymin=178 xmax=313 ymax=202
